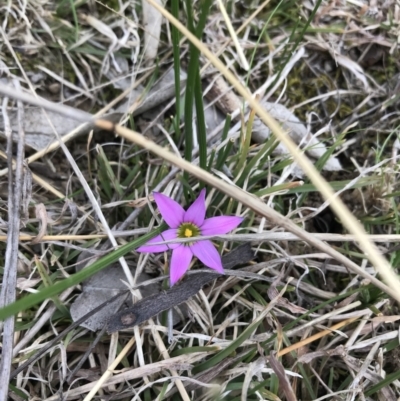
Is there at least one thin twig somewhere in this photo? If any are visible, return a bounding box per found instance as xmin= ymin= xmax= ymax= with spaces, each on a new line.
xmin=3 ymin=231 xmax=400 ymax=243
xmin=0 ymin=80 xmax=25 ymax=401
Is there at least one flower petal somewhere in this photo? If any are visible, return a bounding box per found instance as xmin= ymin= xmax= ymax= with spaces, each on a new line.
xmin=200 ymin=216 xmax=243 ymax=235
xmin=183 ymin=188 xmax=206 ymax=226
xmin=170 ymin=245 xmax=193 ymax=285
xmin=153 ymin=192 xmax=185 ymax=228
xmin=136 ymin=229 xmax=179 ymax=253
xmin=190 ymin=240 xmax=224 ymax=273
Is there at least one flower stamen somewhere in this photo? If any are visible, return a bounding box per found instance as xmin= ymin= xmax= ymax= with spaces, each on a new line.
xmin=177 ymin=222 xmax=200 ymax=241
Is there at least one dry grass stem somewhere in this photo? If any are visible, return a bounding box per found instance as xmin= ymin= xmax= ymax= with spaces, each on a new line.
xmin=2 ymin=231 xmax=400 ymax=243
xmin=0 ymin=80 xmax=25 ymax=401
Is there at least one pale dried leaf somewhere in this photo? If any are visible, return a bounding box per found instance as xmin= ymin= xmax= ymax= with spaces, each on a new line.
xmin=142 ymin=0 xmax=163 ymax=61
xmin=126 ymin=195 xmax=154 ymax=208
xmin=0 ymin=70 xmax=185 ymax=151
xmin=252 ymin=101 xmax=342 ymax=172
xmin=16 ymin=277 xmax=41 ymax=291
xmin=70 ymin=262 xmax=160 ymax=332
xmin=115 ymin=69 xmax=187 ymax=116
xmin=269 ymin=352 xmax=297 ymax=401
xmin=370 ymin=315 xmax=400 ymax=323
xmin=83 ymin=14 xmax=118 ymax=43
xmin=242 ymin=358 xmax=265 ymax=401
xmin=204 ymin=100 xmax=227 ymax=134
xmin=332 ymin=52 xmax=370 ymax=90
xmin=31 ymin=203 xmax=48 ymax=244
xmin=0 ymin=108 xmax=82 ymax=150
xmin=298 ymin=345 xmax=347 ymax=364
xmin=205 ymin=74 xmax=342 ymax=172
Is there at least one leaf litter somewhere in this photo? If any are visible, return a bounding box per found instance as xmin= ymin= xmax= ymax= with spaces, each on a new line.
xmin=1 ymin=0 xmax=400 ymax=400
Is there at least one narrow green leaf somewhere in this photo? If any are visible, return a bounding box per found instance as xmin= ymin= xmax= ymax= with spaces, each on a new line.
xmin=9 ymin=383 xmax=28 ymax=400
xmin=364 ymin=369 xmax=400 ymax=396
xmin=171 ymin=0 xmax=181 ymax=142
xmin=171 ymin=346 xmax=220 ymax=357
xmin=183 ymin=0 xmax=212 ymax=196
xmin=35 ymin=257 xmax=69 ymax=316
xmin=194 ymin=70 xmax=207 ymax=173
xmin=183 ymin=0 xmax=196 ymax=191
xmin=207 ymin=148 xmax=216 ymax=171
xmin=215 ymin=138 xmax=235 ymax=171
xmin=235 ymin=105 xmax=256 ymax=176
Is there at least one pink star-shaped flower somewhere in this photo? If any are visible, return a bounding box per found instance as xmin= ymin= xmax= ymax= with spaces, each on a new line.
xmin=137 ymin=189 xmax=243 ymax=285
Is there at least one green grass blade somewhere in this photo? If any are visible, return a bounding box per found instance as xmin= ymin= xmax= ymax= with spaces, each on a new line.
xmin=182 ymin=0 xmax=196 ymax=190
xmin=215 ymin=115 xmax=233 ymax=170
xmin=171 ymin=0 xmax=181 ymax=142
xmin=171 ymin=345 xmax=220 ymax=357
xmin=364 ymin=369 xmax=400 ymax=397
xmin=183 ymin=0 xmax=212 ymax=195
xmin=96 ymin=145 xmax=123 ymax=198
xmin=215 ymin=138 xmax=235 ymax=171
xmin=234 ymin=106 xmax=256 ymax=176
xmin=194 ymin=70 xmax=208 ymax=173
xmin=35 ymin=257 xmax=69 ymax=316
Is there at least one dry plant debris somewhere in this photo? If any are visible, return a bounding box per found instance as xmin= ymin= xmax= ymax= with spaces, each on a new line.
xmin=1 ymin=0 xmax=400 ymax=400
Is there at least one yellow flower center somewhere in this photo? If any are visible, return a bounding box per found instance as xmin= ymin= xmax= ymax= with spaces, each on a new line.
xmin=177 ymin=222 xmax=200 ymax=244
